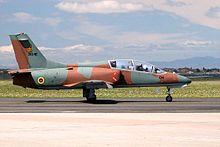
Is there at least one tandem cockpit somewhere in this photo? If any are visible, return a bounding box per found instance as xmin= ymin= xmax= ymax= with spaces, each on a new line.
xmin=109 ymin=59 xmax=165 ymax=73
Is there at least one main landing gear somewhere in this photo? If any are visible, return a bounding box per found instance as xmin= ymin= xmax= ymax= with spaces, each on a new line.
xmin=83 ymin=87 xmax=96 ymax=103
xmin=166 ymin=87 xmax=172 ymax=102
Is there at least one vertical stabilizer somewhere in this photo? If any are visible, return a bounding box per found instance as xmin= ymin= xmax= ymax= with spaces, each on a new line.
xmin=9 ymin=33 xmax=65 ymax=69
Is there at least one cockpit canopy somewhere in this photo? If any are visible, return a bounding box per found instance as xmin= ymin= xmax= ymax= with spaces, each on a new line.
xmin=109 ymin=59 xmax=164 ymax=73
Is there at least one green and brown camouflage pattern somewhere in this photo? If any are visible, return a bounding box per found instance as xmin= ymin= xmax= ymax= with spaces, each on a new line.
xmin=9 ymin=33 xmax=191 ymax=90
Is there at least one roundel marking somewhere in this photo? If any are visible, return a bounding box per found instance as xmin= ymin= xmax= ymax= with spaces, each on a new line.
xmin=37 ymin=77 xmax=45 ymax=85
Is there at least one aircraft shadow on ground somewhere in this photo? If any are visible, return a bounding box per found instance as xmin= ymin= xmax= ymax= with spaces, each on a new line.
xmin=26 ymin=99 xmax=199 ymax=104
xmin=26 ymin=99 xmax=118 ymax=104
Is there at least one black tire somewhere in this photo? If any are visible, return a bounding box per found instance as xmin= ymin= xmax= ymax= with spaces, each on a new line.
xmin=86 ymin=95 xmax=96 ymax=103
xmin=166 ymin=95 xmax=172 ymax=102
xmin=84 ymin=88 xmax=96 ymax=103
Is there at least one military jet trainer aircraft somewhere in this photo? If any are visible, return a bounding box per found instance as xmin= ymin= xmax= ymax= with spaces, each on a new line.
xmin=9 ymin=33 xmax=191 ymax=102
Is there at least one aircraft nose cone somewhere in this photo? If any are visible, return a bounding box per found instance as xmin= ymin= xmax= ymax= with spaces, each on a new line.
xmin=178 ymin=75 xmax=192 ymax=84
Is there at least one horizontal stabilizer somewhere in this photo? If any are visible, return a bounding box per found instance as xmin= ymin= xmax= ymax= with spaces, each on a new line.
xmin=8 ymin=69 xmax=31 ymax=75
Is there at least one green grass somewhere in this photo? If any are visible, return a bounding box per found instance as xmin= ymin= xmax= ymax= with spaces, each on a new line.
xmin=0 ymin=80 xmax=220 ymax=98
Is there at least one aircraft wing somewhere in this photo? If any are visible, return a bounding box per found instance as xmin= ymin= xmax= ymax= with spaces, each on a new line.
xmin=63 ymin=80 xmax=113 ymax=89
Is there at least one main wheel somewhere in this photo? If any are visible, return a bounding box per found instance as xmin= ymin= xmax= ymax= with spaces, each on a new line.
xmin=86 ymin=95 xmax=96 ymax=103
xmin=85 ymin=88 xmax=96 ymax=103
xmin=166 ymin=95 xmax=172 ymax=102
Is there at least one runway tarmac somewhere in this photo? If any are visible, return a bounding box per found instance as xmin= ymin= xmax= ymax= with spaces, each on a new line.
xmin=0 ymin=98 xmax=220 ymax=112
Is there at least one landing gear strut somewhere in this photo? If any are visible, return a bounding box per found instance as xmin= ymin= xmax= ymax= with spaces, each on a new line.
xmin=166 ymin=87 xmax=172 ymax=102
xmin=83 ymin=87 xmax=96 ymax=103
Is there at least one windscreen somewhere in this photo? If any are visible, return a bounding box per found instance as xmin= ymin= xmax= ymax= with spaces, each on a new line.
xmin=134 ymin=60 xmax=165 ymax=73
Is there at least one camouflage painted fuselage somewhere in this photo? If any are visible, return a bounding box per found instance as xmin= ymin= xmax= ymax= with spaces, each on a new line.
xmin=12 ymin=61 xmax=191 ymax=90
xmin=9 ymin=33 xmax=191 ymax=92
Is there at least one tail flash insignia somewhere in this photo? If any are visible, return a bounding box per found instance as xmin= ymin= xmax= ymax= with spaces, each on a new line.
xmin=26 ymin=47 xmax=32 ymax=54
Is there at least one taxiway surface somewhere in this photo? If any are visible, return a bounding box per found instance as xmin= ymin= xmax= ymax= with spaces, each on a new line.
xmin=0 ymin=98 xmax=220 ymax=112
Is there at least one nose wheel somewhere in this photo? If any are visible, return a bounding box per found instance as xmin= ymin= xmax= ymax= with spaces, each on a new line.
xmin=166 ymin=88 xmax=172 ymax=102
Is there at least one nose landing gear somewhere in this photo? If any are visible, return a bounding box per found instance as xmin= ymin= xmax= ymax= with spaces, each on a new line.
xmin=166 ymin=87 xmax=172 ymax=102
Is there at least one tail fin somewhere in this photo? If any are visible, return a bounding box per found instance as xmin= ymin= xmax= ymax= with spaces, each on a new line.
xmin=9 ymin=33 xmax=65 ymax=69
